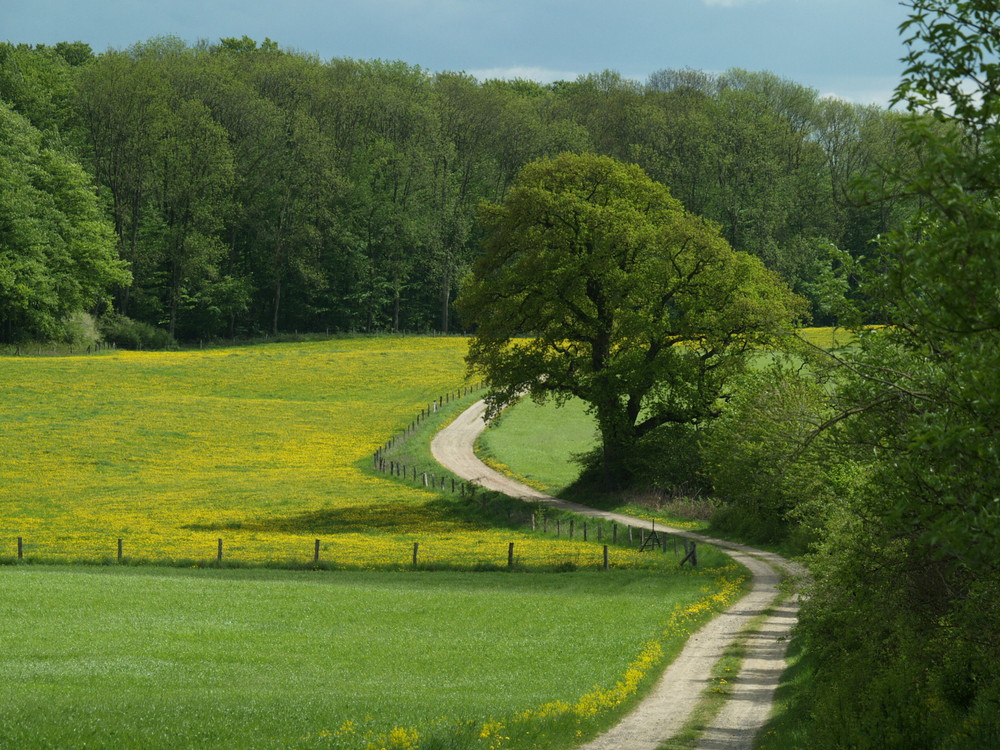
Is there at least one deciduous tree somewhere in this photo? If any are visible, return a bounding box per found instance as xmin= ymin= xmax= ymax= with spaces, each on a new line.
xmin=0 ymin=102 xmax=129 ymax=342
xmin=458 ymin=152 xmax=805 ymax=487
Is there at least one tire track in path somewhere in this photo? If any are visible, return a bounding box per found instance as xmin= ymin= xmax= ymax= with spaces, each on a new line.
xmin=431 ymin=400 xmax=805 ymax=750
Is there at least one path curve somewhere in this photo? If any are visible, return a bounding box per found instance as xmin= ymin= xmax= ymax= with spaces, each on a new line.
xmin=431 ymin=400 xmax=806 ymax=750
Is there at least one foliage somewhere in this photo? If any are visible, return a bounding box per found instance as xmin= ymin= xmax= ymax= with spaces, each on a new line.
xmin=700 ymin=361 xmax=832 ymax=544
xmin=97 ymin=311 xmax=175 ymax=350
xmin=0 ymin=100 xmax=128 ymax=343
xmin=782 ymin=3 xmax=1000 ymax=748
xmin=458 ymin=153 xmax=806 ymax=487
xmin=2 ymin=38 xmax=916 ymax=342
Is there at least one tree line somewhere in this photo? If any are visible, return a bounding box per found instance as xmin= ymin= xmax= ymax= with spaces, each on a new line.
xmin=2 ymin=35 xmax=914 ymax=344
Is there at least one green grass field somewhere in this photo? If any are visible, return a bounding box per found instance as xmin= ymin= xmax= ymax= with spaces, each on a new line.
xmin=2 ymin=566 xmax=651 ymax=745
xmin=476 ymin=396 xmax=709 ymax=530
xmin=476 ymin=398 xmax=599 ymax=496
xmin=0 ymin=564 xmax=742 ymax=749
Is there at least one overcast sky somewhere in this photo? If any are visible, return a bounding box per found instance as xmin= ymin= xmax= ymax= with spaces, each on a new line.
xmin=2 ymin=0 xmax=910 ymax=106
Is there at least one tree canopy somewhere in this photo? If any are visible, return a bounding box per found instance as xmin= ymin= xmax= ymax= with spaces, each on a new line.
xmin=764 ymin=3 xmax=1000 ymax=747
xmin=0 ymin=101 xmax=128 ymax=342
xmin=458 ymin=152 xmax=806 ymax=486
xmin=0 ymin=38 xmax=916 ymax=344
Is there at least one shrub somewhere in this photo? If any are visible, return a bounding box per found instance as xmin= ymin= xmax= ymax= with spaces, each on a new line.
xmin=700 ymin=362 xmax=831 ymax=544
xmin=98 ymin=313 xmax=176 ymax=350
xmin=573 ymin=422 xmax=709 ymax=496
xmin=61 ymin=312 xmax=101 ymax=347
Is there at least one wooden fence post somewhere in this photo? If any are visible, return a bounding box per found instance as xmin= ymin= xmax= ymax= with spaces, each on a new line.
xmin=17 ymin=536 xmax=23 ymax=560
xmin=217 ymin=538 xmax=223 ymax=562
xmin=680 ymin=541 xmax=698 ymax=567
xmin=583 ymin=522 xmax=588 ymax=541
xmin=570 ymin=519 xmax=575 ymax=538
xmin=508 ymin=542 xmax=515 ymax=568
xmin=613 ymin=524 xmax=618 ymax=544
xmin=117 ymin=538 xmax=123 ymax=563
xmin=603 ymin=545 xmax=609 ymax=570
xmin=314 ymin=539 xmax=320 ymax=563
xmin=412 ymin=542 xmax=419 ymax=567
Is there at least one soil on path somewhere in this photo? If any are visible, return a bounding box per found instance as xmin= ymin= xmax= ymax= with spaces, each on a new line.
xmin=431 ymin=400 xmax=805 ymax=750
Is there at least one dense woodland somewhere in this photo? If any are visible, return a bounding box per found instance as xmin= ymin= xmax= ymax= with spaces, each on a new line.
xmin=1 ymin=35 xmax=914 ymax=344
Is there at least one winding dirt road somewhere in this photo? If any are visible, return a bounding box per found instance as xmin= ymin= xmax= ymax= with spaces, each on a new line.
xmin=431 ymin=400 xmax=805 ymax=750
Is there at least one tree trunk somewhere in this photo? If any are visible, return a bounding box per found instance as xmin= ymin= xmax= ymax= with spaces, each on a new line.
xmin=168 ymin=252 xmax=182 ymax=338
xmin=595 ymin=398 xmax=637 ymax=490
xmin=440 ymin=269 xmax=452 ymax=333
xmin=272 ymin=275 xmax=281 ymax=336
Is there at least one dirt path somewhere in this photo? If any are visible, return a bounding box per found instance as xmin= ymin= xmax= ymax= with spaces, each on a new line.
xmin=431 ymin=400 xmax=805 ymax=750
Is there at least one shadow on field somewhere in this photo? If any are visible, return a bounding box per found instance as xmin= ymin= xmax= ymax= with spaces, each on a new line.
xmin=181 ymin=498 xmax=497 ymax=535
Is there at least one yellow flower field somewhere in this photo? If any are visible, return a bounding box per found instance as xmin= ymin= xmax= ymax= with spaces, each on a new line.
xmin=0 ymin=337 xmax=644 ymax=568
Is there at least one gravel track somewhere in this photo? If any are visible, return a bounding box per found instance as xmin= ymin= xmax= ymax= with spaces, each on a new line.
xmin=431 ymin=400 xmax=805 ymax=750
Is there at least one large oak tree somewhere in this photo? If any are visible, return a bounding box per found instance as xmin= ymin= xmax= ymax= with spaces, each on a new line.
xmin=458 ymin=152 xmax=806 ymax=487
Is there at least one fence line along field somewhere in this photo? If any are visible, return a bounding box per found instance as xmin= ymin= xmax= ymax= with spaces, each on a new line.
xmin=0 ymin=336 xmax=652 ymax=569
xmin=2 ymin=338 xmax=486 ymax=564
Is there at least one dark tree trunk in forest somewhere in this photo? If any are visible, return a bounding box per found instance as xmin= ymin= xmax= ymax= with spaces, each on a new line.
xmin=440 ymin=269 xmax=452 ymax=333
xmin=272 ymin=276 xmax=281 ymax=336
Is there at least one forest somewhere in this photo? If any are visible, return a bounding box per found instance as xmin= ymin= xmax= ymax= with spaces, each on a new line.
xmin=2 ymin=34 xmax=912 ymax=345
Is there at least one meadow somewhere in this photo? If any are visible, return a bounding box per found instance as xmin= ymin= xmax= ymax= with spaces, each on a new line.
xmin=0 ymin=337 xmax=616 ymax=568
xmin=0 ymin=565 xmax=744 ymax=749
xmin=1 ymin=336 xmax=746 ymax=749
